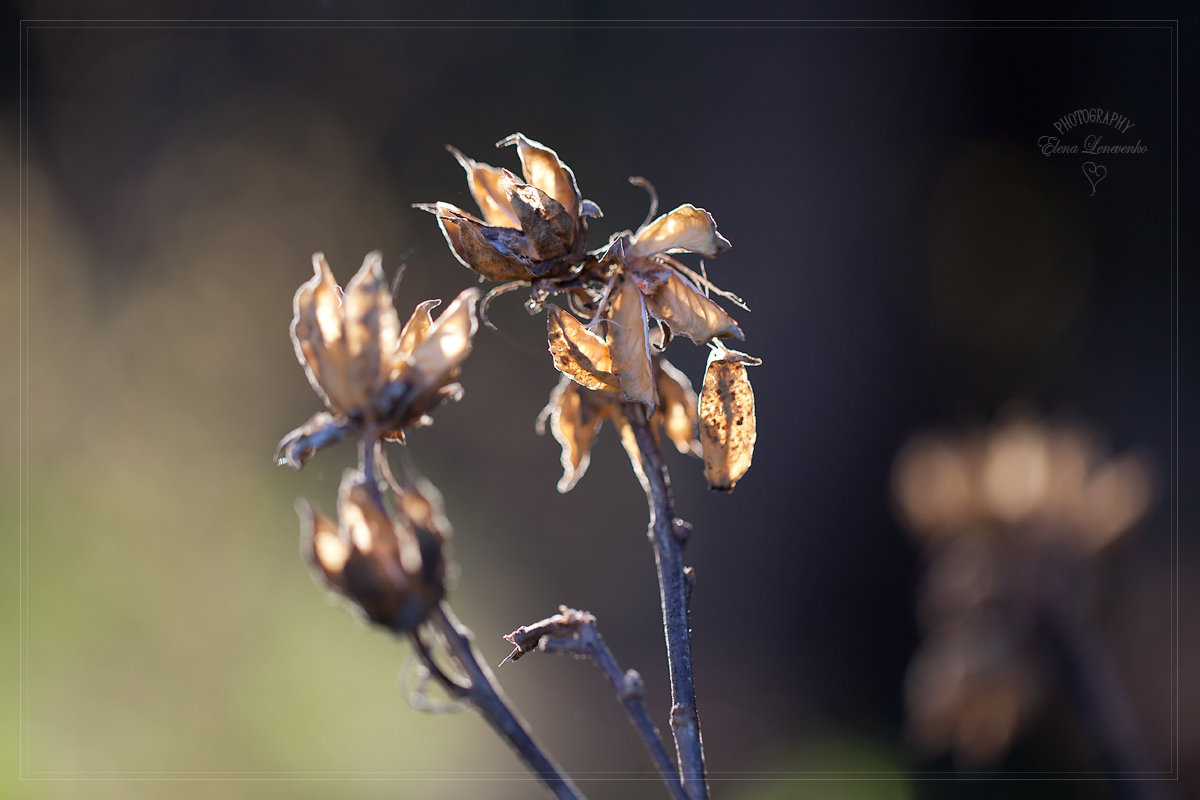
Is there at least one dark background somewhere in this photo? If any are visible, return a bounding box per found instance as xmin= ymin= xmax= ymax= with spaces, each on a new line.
xmin=2 ymin=3 xmax=1195 ymax=800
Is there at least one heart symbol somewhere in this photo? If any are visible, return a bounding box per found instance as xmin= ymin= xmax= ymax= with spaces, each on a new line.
xmin=1082 ymin=161 xmax=1107 ymax=196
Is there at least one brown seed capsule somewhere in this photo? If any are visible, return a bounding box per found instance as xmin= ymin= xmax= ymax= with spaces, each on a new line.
xmin=698 ymin=349 xmax=758 ymax=491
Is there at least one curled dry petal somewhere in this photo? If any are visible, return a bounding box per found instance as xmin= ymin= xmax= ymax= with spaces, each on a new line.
xmin=630 ymin=204 xmax=731 ymax=259
xmin=403 ymin=288 xmax=482 ymax=390
xmin=645 ymin=270 xmax=744 ymax=343
xmin=275 ymin=412 xmax=352 ymax=470
xmin=606 ymin=275 xmax=657 ymax=408
xmin=699 ymin=349 xmax=757 ymax=491
xmin=397 ymin=299 xmax=441 ymax=359
xmin=422 ymin=203 xmax=540 ymax=282
xmin=499 ymin=133 xmax=582 ymax=219
xmin=540 ymin=377 xmax=611 ymax=493
xmin=546 ymin=305 xmax=621 ymax=392
xmin=448 ymin=145 xmax=521 ymax=228
xmin=291 ymin=253 xmax=353 ymax=412
xmin=298 ymin=499 xmax=349 ymax=592
xmin=656 ymin=359 xmax=701 ymax=457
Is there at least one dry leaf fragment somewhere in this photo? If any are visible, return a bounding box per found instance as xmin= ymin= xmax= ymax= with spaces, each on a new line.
xmin=699 ymin=349 xmax=757 ymax=491
xmin=546 ymin=305 xmax=621 ymax=392
xmin=606 ymin=275 xmax=657 ymax=408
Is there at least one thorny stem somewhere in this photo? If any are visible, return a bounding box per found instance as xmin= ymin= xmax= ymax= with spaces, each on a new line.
xmin=421 ymin=603 xmax=587 ymax=800
xmin=503 ymin=608 xmax=689 ymax=800
xmin=623 ymin=402 xmax=709 ymax=800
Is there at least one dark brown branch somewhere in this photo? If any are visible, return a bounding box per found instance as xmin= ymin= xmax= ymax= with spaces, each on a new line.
xmin=503 ymin=607 xmax=689 ymax=800
xmin=414 ymin=603 xmax=587 ymax=800
xmin=623 ymin=402 xmax=708 ymax=800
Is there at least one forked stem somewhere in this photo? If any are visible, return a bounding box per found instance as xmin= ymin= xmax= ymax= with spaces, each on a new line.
xmin=420 ymin=604 xmax=587 ymax=800
xmin=623 ymin=402 xmax=709 ymax=800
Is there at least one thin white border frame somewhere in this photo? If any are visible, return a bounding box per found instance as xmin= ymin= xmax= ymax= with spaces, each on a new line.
xmin=14 ymin=16 xmax=1181 ymax=789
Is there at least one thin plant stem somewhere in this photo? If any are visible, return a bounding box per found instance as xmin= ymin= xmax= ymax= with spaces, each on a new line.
xmin=424 ymin=603 xmax=587 ymax=800
xmin=623 ymin=402 xmax=708 ymax=800
xmin=503 ymin=608 xmax=689 ymax=800
xmin=1043 ymin=601 xmax=1176 ymax=800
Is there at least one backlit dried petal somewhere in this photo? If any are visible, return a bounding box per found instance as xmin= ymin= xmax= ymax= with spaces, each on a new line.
xmin=405 ymin=288 xmax=481 ymax=390
xmin=298 ymin=499 xmax=349 ymax=591
xmin=425 ymin=203 xmax=540 ymax=281
xmin=645 ymin=270 xmax=744 ymax=343
xmin=1076 ymin=454 xmax=1153 ymax=551
xmin=630 ymin=204 xmax=731 ymax=258
xmin=546 ymin=305 xmax=621 ymax=392
xmin=291 ymin=253 xmax=353 ymax=412
xmin=499 ymin=133 xmax=582 ymax=219
xmin=541 ymin=377 xmax=610 ymax=493
xmin=699 ymin=349 xmax=757 ymax=491
xmin=606 ymin=276 xmax=657 ymax=408
xmin=449 ymin=145 xmax=521 ymax=228
xmin=342 ymin=252 xmax=400 ymax=402
xmin=656 ymin=359 xmax=701 ymax=457
xmin=397 ymin=299 xmax=441 ymax=359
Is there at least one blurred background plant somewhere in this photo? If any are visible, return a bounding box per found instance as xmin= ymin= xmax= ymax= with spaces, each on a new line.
xmin=1 ymin=6 xmax=1189 ymax=800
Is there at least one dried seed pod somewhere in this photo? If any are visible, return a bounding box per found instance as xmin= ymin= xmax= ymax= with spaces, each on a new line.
xmin=698 ymin=349 xmax=758 ymax=491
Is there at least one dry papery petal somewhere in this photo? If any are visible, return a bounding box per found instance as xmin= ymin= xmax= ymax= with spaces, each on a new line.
xmin=606 ymin=275 xmax=657 ymax=408
xmin=546 ymin=305 xmax=621 ymax=392
xmin=341 ymin=251 xmax=400 ymax=403
xmin=699 ymin=349 xmax=757 ymax=491
xmin=397 ymin=299 xmax=441 ymax=359
xmin=449 ymin=145 xmax=521 ymax=229
xmin=656 ymin=359 xmax=701 ymax=457
xmin=424 ymin=203 xmax=540 ymax=282
xmin=541 ymin=377 xmax=611 ymax=493
xmin=646 ymin=270 xmax=743 ymax=343
xmin=297 ymin=499 xmax=350 ymax=592
xmin=630 ymin=204 xmax=731 ymax=259
xmin=499 ymin=133 xmax=582 ymax=219
xmin=291 ymin=253 xmax=353 ymax=412
xmin=403 ymin=288 xmax=482 ymax=390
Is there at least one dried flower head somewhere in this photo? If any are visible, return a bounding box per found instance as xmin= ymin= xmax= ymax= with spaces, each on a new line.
xmin=299 ymin=468 xmax=449 ymax=632
xmin=425 ymin=134 xmax=760 ymax=492
xmin=418 ymin=134 xmax=601 ymax=283
xmin=276 ymin=252 xmax=481 ymax=469
xmin=893 ymin=412 xmax=1155 ymax=763
xmin=892 ymin=414 xmax=1153 ymax=553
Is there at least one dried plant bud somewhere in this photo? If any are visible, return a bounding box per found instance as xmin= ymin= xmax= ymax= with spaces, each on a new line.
xmin=699 ymin=348 xmax=758 ymax=491
xmin=656 ymin=359 xmax=701 ymax=457
xmin=546 ymin=305 xmax=621 ymax=392
xmin=629 ymin=204 xmax=731 ymax=259
xmin=606 ymin=275 xmax=657 ymax=408
xmin=299 ymin=470 xmax=446 ymax=633
xmin=644 ymin=270 xmax=743 ymax=344
xmin=279 ymin=253 xmax=481 ymax=468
